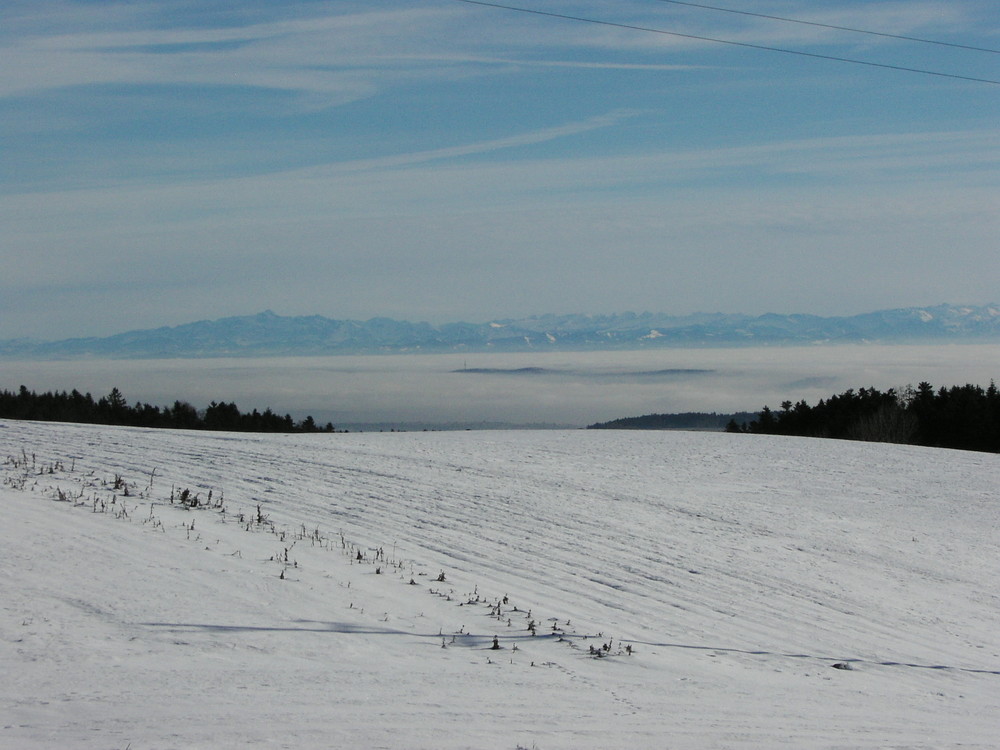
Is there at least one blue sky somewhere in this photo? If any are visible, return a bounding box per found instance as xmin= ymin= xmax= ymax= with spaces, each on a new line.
xmin=2 ymin=0 xmax=998 ymax=339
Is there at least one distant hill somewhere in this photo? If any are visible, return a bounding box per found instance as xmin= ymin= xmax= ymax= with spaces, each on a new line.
xmin=2 ymin=304 xmax=999 ymax=359
xmin=588 ymin=412 xmax=761 ymax=431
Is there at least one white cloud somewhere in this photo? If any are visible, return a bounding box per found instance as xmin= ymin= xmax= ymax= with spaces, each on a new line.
xmin=0 ymin=1 xmax=995 ymax=338
xmin=2 ymin=121 xmax=994 ymax=334
xmin=0 ymin=4 xmax=469 ymax=100
xmin=449 ymin=0 xmax=981 ymax=53
xmin=5 ymin=0 xmax=980 ymax=102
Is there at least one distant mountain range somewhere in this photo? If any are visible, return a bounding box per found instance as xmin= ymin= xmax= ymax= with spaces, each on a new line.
xmin=2 ymin=304 xmax=999 ymax=359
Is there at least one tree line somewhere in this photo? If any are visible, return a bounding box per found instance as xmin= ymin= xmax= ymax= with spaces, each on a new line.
xmin=727 ymin=381 xmax=1000 ymax=453
xmin=0 ymin=385 xmax=335 ymax=433
xmin=588 ymin=411 xmax=759 ymax=430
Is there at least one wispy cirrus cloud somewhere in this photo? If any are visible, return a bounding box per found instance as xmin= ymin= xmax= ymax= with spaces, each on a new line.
xmin=0 ymin=4 xmax=470 ymax=100
xmin=8 ymin=0 xmax=980 ymax=102
xmin=0 ymin=1 xmax=996 ymax=339
xmin=451 ymin=0 xmax=983 ymax=50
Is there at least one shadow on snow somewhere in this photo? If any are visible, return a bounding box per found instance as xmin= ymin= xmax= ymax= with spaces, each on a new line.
xmin=140 ymin=621 xmax=1000 ymax=675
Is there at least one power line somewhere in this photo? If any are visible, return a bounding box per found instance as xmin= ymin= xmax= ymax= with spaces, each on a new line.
xmin=650 ymin=0 xmax=1000 ymax=55
xmin=454 ymin=0 xmax=1000 ymax=86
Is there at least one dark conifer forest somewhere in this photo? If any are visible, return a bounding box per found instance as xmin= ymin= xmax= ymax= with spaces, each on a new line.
xmin=4 ymin=381 xmax=1000 ymax=451
xmin=0 ymin=386 xmax=334 ymax=433
xmin=727 ymin=382 xmax=1000 ymax=453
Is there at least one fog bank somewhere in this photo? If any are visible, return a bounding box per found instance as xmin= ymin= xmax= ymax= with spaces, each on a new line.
xmin=2 ymin=344 xmax=997 ymax=429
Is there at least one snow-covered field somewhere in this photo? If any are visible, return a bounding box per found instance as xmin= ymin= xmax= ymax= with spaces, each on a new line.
xmin=2 ymin=419 xmax=999 ymax=749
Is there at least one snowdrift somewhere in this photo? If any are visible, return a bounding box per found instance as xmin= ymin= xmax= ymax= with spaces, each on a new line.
xmin=2 ymin=419 xmax=998 ymax=749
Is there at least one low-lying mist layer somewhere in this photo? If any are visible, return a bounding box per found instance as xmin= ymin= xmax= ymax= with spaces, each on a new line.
xmin=2 ymin=343 xmax=998 ymax=428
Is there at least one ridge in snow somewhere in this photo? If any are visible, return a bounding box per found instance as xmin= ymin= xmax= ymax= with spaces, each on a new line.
xmin=2 ymin=419 xmax=999 ymax=748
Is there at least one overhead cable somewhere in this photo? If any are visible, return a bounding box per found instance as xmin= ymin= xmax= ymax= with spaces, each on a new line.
xmin=454 ymin=0 xmax=1000 ymax=86
xmin=651 ymin=0 xmax=1000 ymax=55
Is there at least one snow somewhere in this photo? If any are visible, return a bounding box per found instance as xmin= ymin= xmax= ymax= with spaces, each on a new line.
xmin=2 ymin=419 xmax=999 ymax=749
